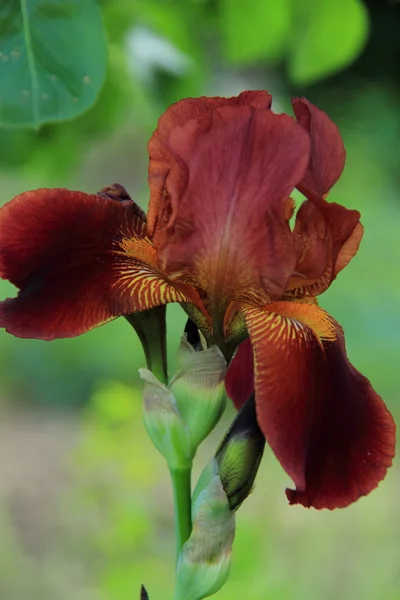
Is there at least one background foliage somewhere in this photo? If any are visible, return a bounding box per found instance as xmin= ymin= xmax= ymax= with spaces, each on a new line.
xmin=0 ymin=1 xmax=399 ymax=599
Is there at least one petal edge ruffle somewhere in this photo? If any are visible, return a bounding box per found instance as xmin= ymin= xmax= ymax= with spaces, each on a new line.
xmin=293 ymin=97 xmax=346 ymax=200
xmin=289 ymin=199 xmax=363 ymax=297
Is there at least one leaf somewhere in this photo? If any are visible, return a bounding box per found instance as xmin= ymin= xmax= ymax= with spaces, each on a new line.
xmin=288 ymin=0 xmax=369 ymax=85
xmin=0 ymin=0 xmax=107 ymax=128
xmin=220 ymin=0 xmax=291 ymax=64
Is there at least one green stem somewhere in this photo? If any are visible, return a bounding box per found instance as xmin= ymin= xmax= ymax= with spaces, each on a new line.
xmin=125 ymin=306 xmax=168 ymax=384
xmin=169 ymin=467 xmax=192 ymax=558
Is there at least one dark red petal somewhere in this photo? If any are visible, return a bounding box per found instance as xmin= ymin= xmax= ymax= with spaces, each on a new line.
xmin=147 ymin=91 xmax=272 ymax=236
xmin=151 ymin=90 xmax=272 ymax=147
xmin=147 ymin=90 xmax=273 ymax=236
xmin=243 ymin=301 xmax=396 ymax=509
xmin=292 ymin=97 xmax=346 ymax=200
xmin=225 ymin=338 xmax=255 ymax=410
xmin=289 ymin=199 xmax=363 ymax=296
xmin=147 ymin=97 xmax=310 ymax=314
xmin=0 ymin=188 xmax=191 ymax=340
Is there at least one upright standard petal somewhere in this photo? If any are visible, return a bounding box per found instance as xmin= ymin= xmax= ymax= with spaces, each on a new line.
xmin=288 ymin=98 xmax=362 ymax=296
xmin=289 ymin=199 xmax=363 ymax=296
xmin=292 ymin=97 xmax=345 ymax=201
xmin=243 ymin=301 xmax=396 ymax=509
xmin=147 ymin=90 xmax=273 ymax=235
xmin=147 ymin=96 xmax=310 ymax=320
xmin=0 ymin=188 xmax=192 ymax=340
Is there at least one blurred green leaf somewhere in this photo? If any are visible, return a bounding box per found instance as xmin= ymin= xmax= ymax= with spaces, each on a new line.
xmin=91 ymin=380 xmax=141 ymax=424
xmin=0 ymin=42 xmax=153 ymax=177
xmin=220 ymin=0 xmax=290 ymax=64
xmin=288 ymin=0 xmax=369 ymax=84
xmin=134 ymin=0 xmax=207 ymax=103
xmin=0 ymin=0 xmax=107 ymax=128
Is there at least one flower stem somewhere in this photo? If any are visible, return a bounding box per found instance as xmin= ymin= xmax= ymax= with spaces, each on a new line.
xmin=125 ymin=306 xmax=168 ymax=384
xmin=169 ymin=467 xmax=192 ymax=558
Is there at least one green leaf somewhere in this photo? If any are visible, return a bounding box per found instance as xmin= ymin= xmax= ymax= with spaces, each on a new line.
xmin=135 ymin=0 xmax=208 ymax=102
xmin=0 ymin=0 xmax=107 ymax=128
xmin=220 ymin=0 xmax=291 ymax=64
xmin=288 ymin=0 xmax=369 ymax=85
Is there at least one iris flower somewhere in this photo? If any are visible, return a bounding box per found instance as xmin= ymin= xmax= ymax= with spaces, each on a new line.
xmin=0 ymin=91 xmax=395 ymax=509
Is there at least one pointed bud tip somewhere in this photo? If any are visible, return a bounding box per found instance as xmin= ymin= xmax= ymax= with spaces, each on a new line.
xmin=140 ymin=584 xmax=149 ymax=600
xmin=139 ymin=367 xmax=166 ymax=387
xmin=216 ymin=395 xmax=265 ymax=510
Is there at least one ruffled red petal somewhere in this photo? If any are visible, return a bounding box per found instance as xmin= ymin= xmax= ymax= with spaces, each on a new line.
xmin=0 ymin=188 xmax=190 ymax=340
xmin=289 ymin=199 xmax=363 ymax=296
xmin=243 ymin=301 xmax=396 ymax=509
xmin=147 ymin=90 xmax=273 ymax=236
xmin=284 ymin=99 xmax=362 ymax=296
xmin=225 ymin=337 xmax=255 ymax=410
xmin=292 ymin=98 xmax=346 ymax=201
xmin=147 ymin=94 xmax=310 ymax=315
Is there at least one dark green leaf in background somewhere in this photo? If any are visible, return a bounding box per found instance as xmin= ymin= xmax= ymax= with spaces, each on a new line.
xmin=220 ymin=0 xmax=291 ymax=64
xmin=288 ymin=0 xmax=369 ymax=84
xmin=0 ymin=0 xmax=107 ymax=129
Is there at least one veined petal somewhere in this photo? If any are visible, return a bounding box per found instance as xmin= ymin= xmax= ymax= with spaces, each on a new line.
xmin=225 ymin=337 xmax=254 ymax=410
xmin=292 ymin=97 xmax=345 ymax=200
xmin=147 ymin=90 xmax=273 ymax=236
xmin=288 ymin=99 xmax=362 ymax=296
xmin=289 ymin=199 xmax=363 ymax=296
xmin=243 ymin=301 xmax=396 ymax=509
xmin=0 ymin=188 xmax=192 ymax=340
xmin=147 ymin=94 xmax=310 ymax=316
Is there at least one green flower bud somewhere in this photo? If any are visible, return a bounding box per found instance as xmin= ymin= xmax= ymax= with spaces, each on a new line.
xmin=174 ymin=476 xmax=235 ymax=600
xmin=140 ymin=337 xmax=227 ymax=469
xmin=139 ymin=369 xmax=192 ymax=470
xmin=194 ymin=395 xmax=265 ymax=511
xmin=171 ymin=337 xmax=227 ymax=451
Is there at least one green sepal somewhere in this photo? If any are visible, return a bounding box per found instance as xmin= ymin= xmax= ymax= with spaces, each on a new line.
xmin=140 ymin=369 xmax=192 ymax=470
xmin=171 ymin=337 xmax=227 ymax=451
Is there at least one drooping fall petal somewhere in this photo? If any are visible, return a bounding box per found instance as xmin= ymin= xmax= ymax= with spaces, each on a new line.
xmin=0 ymin=188 xmax=192 ymax=340
xmin=225 ymin=337 xmax=254 ymax=410
xmin=242 ymin=301 xmax=396 ymax=509
xmin=289 ymin=199 xmax=363 ymax=296
xmin=292 ymin=97 xmax=346 ymax=201
xmin=147 ymin=94 xmax=311 ymax=316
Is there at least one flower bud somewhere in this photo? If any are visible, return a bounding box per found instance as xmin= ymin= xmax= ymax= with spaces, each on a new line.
xmin=171 ymin=337 xmax=227 ymax=451
xmin=174 ymin=476 xmax=235 ymax=600
xmin=194 ymin=395 xmax=265 ymax=511
xmin=139 ymin=369 xmax=192 ymax=469
xmin=140 ymin=336 xmax=227 ymax=469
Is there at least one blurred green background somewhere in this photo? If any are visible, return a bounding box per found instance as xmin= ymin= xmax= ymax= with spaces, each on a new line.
xmin=0 ymin=0 xmax=399 ymax=599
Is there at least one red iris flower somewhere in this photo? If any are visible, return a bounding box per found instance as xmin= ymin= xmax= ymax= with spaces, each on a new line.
xmin=0 ymin=91 xmax=395 ymax=509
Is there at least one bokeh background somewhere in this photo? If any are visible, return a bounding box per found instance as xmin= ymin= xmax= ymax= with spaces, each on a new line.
xmin=0 ymin=1 xmax=399 ymax=599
